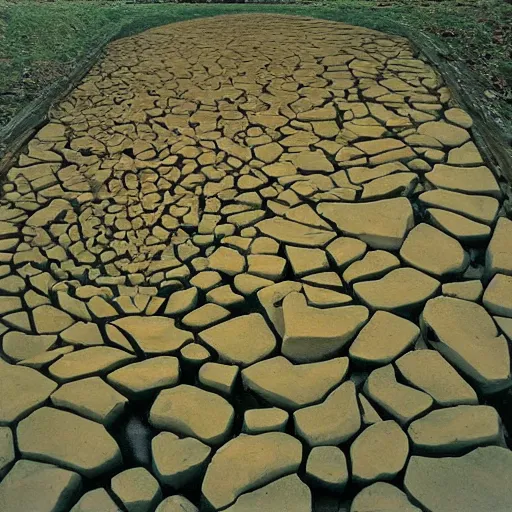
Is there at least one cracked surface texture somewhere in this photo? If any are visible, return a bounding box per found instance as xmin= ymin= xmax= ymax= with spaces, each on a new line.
xmin=1 ymin=14 xmax=512 ymax=512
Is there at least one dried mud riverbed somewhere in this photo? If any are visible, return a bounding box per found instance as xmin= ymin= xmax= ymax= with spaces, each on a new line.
xmin=1 ymin=13 xmax=512 ymax=512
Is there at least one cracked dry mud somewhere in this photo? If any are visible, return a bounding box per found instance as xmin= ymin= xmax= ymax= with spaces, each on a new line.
xmin=1 ymin=13 xmax=512 ymax=512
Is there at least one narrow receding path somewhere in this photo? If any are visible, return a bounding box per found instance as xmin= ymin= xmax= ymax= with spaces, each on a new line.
xmin=0 ymin=13 xmax=512 ymax=512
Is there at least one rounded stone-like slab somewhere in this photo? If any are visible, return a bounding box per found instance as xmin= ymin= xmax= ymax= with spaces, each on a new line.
xmin=235 ymin=273 xmax=273 ymax=296
xmin=0 ymin=460 xmax=82 ymax=512
xmin=0 ymin=275 xmax=25 ymax=295
xmin=293 ymin=381 xmax=360 ymax=447
xmin=282 ymin=292 xmax=368 ymax=362
xmin=303 ymin=285 xmax=352 ymax=308
xmin=354 ymin=267 xmax=440 ymax=313
xmin=206 ymin=285 xmax=244 ymax=308
xmin=305 ymin=446 xmax=348 ymax=493
xmin=419 ymin=189 xmax=499 ymax=225
xmin=256 ymin=217 xmax=335 ymax=247
xmin=0 ymin=360 xmax=57 ymax=425
xmin=111 ymin=467 xmax=162 ymax=512
xmin=485 ymin=217 xmax=512 ymax=278
xmin=483 ymin=273 xmax=512 ymax=318
xmin=343 ymin=250 xmax=400 ymax=285
xmin=223 ymin=474 xmax=312 ymax=512
xmin=180 ymin=343 xmax=211 ymax=368
xmin=425 ymin=164 xmax=501 ymax=198
xmin=70 ymin=488 xmax=120 ymax=512
xmin=50 ymin=376 xmax=127 ymax=425
xmin=442 ymin=280 xmax=483 ymax=302
xmin=198 ymin=362 xmax=239 ymax=397
xmin=395 ymin=350 xmax=477 ymax=406
xmin=70 ymin=489 xmax=120 ymax=512
xmin=400 ymin=223 xmax=469 ymax=277
xmin=360 ymin=172 xmax=418 ymax=201
xmin=17 ymin=407 xmax=122 ymax=478
xmin=198 ymin=313 xmax=276 ymax=367
xmin=448 ymin=141 xmax=483 ymax=165
xmin=2 ymin=331 xmax=57 ymax=362
xmin=364 ymin=365 xmax=433 ymax=425
xmin=152 ymin=432 xmax=211 ymax=488
xmin=348 ymin=161 xmax=410 ymax=184
xmin=261 ymin=161 xmax=297 ymax=178
xmin=254 ymin=142 xmax=284 ymax=163
xmin=407 ymin=405 xmax=504 ymax=455
xmin=421 ymin=296 xmax=511 ymax=393
xmin=350 ymin=482 xmax=421 ymax=512
xmin=0 ymin=220 xmax=18 ymax=239
xmin=350 ymin=420 xmax=409 ymax=484
xmin=418 ymin=121 xmax=470 ymax=147
xmin=349 ymin=311 xmax=419 ymax=366
xmin=33 ymin=305 xmax=74 ymax=334
xmin=354 ymin=138 xmax=406 ymax=155
xmin=1 ymin=312 xmax=29 ymax=335
xmin=428 ymin=208 xmax=491 ymax=245
xmin=285 ymin=246 xmax=330 ymax=277
xmin=164 ymin=287 xmax=198 ymax=316
xmin=201 ymin=432 xmax=302 ymax=510
xmin=107 ymin=356 xmax=180 ymax=398
xmin=298 ymin=146 xmax=337 ymax=171
xmin=190 ymin=272 xmax=223 ymax=292
xmin=404 ymin=446 xmax=512 ymax=512
xmin=445 ymin=107 xmax=473 ymax=128
xmin=182 ymin=303 xmax=231 ymax=330
xmin=294 ymin=149 xmax=333 ymax=172
xmin=207 ymin=246 xmax=246 ymax=276
xmin=19 ymin=346 xmax=73 ymax=369
xmin=60 ymin=322 xmax=104 ymax=347
xmin=302 ymin=271 xmax=343 ymax=289
xmin=241 ymin=356 xmax=349 ymax=410
xmin=48 ymin=346 xmax=136 ymax=382
xmin=250 ymin=236 xmax=280 ymax=254
xmin=317 ymin=198 xmax=414 ymax=250
xmin=246 ymin=254 xmax=287 ymax=281
xmin=242 ymin=408 xmax=289 ymax=434
xmin=149 ymin=384 xmax=234 ymax=446
xmin=326 ymin=237 xmax=367 ymax=269
xmin=108 ymin=316 xmax=193 ymax=355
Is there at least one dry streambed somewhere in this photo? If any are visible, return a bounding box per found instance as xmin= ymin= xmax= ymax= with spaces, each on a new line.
xmin=0 ymin=14 xmax=512 ymax=512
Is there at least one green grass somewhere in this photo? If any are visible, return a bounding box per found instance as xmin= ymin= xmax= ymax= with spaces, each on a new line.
xmin=0 ymin=0 xmax=510 ymax=133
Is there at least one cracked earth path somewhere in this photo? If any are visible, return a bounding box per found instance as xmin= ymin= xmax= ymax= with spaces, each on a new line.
xmin=1 ymin=13 xmax=512 ymax=512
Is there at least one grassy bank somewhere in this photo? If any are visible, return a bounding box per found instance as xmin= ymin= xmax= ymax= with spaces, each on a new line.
xmin=0 ymin=0 xmax=510 ymax=134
